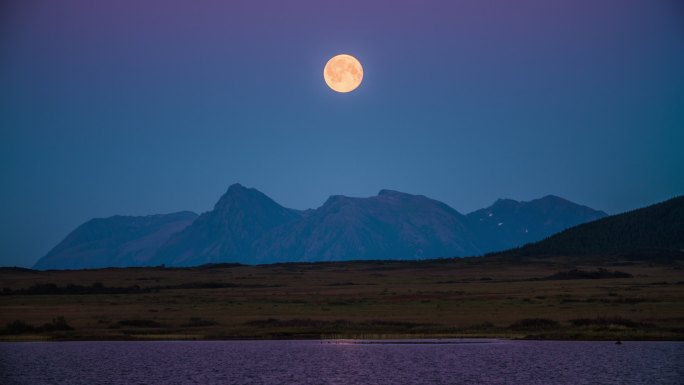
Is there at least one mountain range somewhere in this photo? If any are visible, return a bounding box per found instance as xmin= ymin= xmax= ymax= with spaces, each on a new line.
xmin=33 ymin=183 xmax=608 ymax=269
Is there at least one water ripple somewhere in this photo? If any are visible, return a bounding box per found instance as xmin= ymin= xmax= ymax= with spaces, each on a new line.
xmin=1 ymin=339 xmax=682 ymax=385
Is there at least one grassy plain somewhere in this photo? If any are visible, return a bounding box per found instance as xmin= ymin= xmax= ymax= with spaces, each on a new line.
xmin=1 ymin=256 xmax=683 ymax=341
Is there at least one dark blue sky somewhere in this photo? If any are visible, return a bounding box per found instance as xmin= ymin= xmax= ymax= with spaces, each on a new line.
xmin=1 ymin=0 xmax=683 ymax=267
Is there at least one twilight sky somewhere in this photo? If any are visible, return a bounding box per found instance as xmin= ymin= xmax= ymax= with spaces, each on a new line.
xmin=1 ymin=0 xmax=683 ymax=267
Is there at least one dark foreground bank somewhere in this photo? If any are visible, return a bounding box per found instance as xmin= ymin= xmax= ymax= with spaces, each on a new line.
xmin=1 ymin=258 xmax=683 ymax=341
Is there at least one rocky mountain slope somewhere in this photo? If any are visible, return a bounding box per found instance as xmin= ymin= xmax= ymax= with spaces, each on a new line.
xmin=33 ymin=211 xmax=198 ymax=269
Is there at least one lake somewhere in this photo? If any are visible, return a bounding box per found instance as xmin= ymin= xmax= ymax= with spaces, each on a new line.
xmin=1 ymin=339 xmax=682 ymax=384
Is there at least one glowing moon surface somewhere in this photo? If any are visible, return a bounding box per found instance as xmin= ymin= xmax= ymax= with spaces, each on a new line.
xmin=323 ymin=54 xmax=363 ymax=93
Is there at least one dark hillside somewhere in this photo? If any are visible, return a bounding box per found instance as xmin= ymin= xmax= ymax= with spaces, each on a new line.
xmin=501 ymin=196 xmax=684 ymax=257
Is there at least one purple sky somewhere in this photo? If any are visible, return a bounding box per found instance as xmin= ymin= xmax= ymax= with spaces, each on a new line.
xmin=1 ymin=0 xmax=683 ymax=266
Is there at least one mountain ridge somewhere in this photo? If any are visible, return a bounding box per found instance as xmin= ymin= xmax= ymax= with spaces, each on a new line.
xmin=252 ymin=189 xmax=481 ymax=263
xmin=32 ymin=184 xmax=609 ymax=269
xmin=466 ymin=194 xmax=608 ymax=252
xmin=33 ymin=211 xmax=198 ymax=270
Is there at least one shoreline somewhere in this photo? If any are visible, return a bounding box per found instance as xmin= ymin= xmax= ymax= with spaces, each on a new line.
xmin=2 ymin=333 xmax=683 ymax=343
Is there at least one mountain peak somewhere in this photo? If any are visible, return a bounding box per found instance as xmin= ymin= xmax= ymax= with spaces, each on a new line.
xmin=227 ymin=182 xmax=245 ymax=191
xmin=491 ymin=195 xmax=573 ymax=208
xmin=214 ymin=183 xmax=266 ymax=210
xmin=377 ymin=189 xmax=423 ymax=200
xmin=378 ymin=189 xmax=401 ymax=196
xmin=323 ymin=195 xmax=352 ymax=206
xmin=491 ymin=198 xmax=519 ymax=209
xmin=494 ymin=198 xmax=517 ymax=203
xmin=226 ymin=182 xmax=258 ymax=196
xmin=535 ymin=194 xmax=570 ymax=204
xmin=155 ymin=183 xmax=302 ymax=266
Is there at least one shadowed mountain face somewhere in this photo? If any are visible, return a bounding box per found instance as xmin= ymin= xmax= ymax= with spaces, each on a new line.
xmin=150 ymin=184 xmax=303 ymax=266
xmin=503 ymin=195 xmax=684 ymax=257
xmin=33 ymin=184 xmax=610 ymax=269
xmin=467 ymin=195 xmax=608 ymax=253
xmin=33 ymin=211 xmax=198 ymax=269
xmin=252 ymin=190 xmax=481 ymax=263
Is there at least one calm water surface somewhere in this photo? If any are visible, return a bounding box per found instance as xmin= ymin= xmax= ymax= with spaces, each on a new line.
xmin=1 ymin=339 xmax=682 ymax=384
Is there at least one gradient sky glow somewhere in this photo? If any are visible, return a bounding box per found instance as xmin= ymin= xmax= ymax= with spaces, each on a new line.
xmin=1 ymin=0 xmax=683 ymax=267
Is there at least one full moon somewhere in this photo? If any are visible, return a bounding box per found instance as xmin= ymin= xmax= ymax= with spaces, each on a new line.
xmin=323 ymin=54 xmax=363 ymax=93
